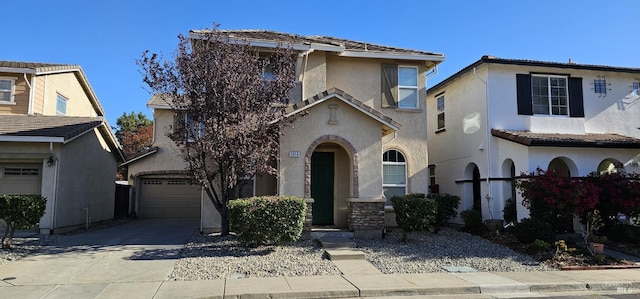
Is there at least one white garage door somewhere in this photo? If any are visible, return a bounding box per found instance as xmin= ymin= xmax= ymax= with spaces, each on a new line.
xmin=0 ymin=165 xmax=42 ymax=195
xmin=138 ymin=179 xmax=201 ymax=218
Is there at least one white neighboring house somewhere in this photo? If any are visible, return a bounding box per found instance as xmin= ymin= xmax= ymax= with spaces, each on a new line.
xmin=426 ymin=56 xmax=640 ymax=224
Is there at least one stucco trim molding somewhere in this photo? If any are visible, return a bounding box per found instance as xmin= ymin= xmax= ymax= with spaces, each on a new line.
xmin=304 ymin=135 xmax=358 ymax=198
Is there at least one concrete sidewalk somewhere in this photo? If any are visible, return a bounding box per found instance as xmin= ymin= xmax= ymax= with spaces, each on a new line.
xmin=1 ymin=269 xmax=639 ymax=298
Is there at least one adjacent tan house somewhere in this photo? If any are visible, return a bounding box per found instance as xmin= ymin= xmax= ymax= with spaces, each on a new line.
xmin=0 ymin=61 xmax=124 ymax=234
xmin=126 ymin=30 xmax=444 ymax=237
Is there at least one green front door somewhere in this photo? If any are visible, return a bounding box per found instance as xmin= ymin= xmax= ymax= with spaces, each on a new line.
xmin=311 ymin=151 xmax=334 ymax=225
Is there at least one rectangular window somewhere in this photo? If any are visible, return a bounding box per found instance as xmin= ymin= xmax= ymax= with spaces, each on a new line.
xmin=56 ymin=94 xmax=68 ymax=115
xmin=0 ymin=78 xmax=16 ymax=103
xmin=436 ymin=95 xmax=445 ymax=130
xmin=4 ymin=167 xmax=39 ymax=176
xmin=531 ymin=75 xmax=568 ymax=115
xmin=381 ymin=64 xmax=419 ymax=109
xmin=594 ymin=79 xmax=607 ymax=95
xmin=398 ymin=66 xmax=418 ymax=109
xmin=179 ymin=112 xmax=205 ymax=142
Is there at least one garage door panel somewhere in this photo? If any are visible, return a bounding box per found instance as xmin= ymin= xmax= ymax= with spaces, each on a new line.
xmin=138 ymin=179 xmax=201 ymax=218
xmin=0 ymin=165 xmax=42 ymax=195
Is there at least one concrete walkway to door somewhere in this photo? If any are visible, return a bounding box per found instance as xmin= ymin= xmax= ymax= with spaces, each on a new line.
xmin=0 ymin=218 xmax=198 ymax=297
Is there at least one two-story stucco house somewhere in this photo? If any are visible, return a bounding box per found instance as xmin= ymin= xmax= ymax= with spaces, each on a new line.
xmin=0 ymin=61 xmax=124 ymax=234
xmin=125 ymin=30 xmax=445 ymax=237
xmin=426 ymin=56 xmax=640 ymax=225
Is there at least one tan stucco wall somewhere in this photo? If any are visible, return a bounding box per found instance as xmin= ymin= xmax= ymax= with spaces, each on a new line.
xmin=54 ymin=128 xmax=117 ymax=230
xmin=301 ymin=51 xmax=327 ymax=100
xmin=41 ymin=73 xmax=98 ymax=117
xmin=127 ymin=109 xmax=187 ymax=177
xmin=0 ymin=72 xmax=29 ymax=114
xmin=279 ymin=98 xmax=383 ymax=199
xmin=325 ymin=55 xmax=430 ymax=196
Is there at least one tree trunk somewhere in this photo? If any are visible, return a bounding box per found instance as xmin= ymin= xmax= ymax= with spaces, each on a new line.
xmin=220 ymin=205 xmax=230 ymax=236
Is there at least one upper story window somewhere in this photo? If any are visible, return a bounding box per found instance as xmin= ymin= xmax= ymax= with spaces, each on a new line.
xmin=56 ymin=94 xmax=68 ymax=115
xmin=436 ymin=95 xmax=445 ymax=130
xmin=517 ymin=73 xmax=584 ymax=118
xmin=174 ymin=112 xmax=204 ymax=142
xmin=382 ymin=64 xmax=419 ymax=109
xmin=531 ymin=75 xmax=568 ymax=115
xmin=383 ymin=149 xmax=407 ymax=205
xmin=0 ymin=78 xmax=16 ymax=104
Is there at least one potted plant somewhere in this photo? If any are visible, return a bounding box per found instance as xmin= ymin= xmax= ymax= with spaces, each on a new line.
xmin=584 ymin=209 xmax=605 ymax=255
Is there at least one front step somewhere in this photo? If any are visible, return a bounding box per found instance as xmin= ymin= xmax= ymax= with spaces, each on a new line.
xmin=318 ymin=238 xmax=356 ymax=249
xmin=325 ymin=249 xmax=366 ymax=260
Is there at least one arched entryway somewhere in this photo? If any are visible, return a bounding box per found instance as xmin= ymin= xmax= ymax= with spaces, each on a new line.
xmin=548 ymin=157 xmax=578 ymax=177
xmin=305 ymin=135 xmax=357 ymax=227
xmin=463 ymin=163 xmax=482 ymax=213
xmin=501 ymin=159 xmax=516 ymax=222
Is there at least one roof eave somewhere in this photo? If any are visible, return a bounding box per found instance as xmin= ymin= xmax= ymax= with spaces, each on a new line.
xmin=0 ymin=136 xmax=64 ymax=143
xmin=0 ymin=67 xmax=36 ymax=74
xmin=339 ymin=51 xmax=445 ymax=63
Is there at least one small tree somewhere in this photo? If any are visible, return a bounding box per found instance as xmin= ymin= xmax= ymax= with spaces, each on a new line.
xmin=0 ymin=195 xmax=46 ymax=249
xmin=113 ymin=112 xmax=153 ymax=180
xmin=138 ymin=24 xmax=297 ymax=235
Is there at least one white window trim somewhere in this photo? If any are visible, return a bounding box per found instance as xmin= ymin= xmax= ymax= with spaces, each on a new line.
xmin=184 ymin=113 xmax=205 ymax=142
xmin=531 ymin=74 xmax=569 ymax=116
xmin=436 ymin=95 xmax=445 ymax=130
xmin=56 ymin=93 xmax=68 ymax=115
xmin=383 ymin=150 xmax=408 ymax=205
xmin=0 ymin=77 xmax=17 ymax=105
xmin=397 ymin=66 xmax=419 ymax=109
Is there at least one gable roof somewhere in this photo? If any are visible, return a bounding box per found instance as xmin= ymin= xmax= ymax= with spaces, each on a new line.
xmin=190 ymin=30 xmax=445 ymax=66
xmin=491 ymin=129 xmax=640 ymax=148
xmin=0 ymin=115 xmax=125 ymax=161
xmin=0 ymin=60 xmax=106 ymax=116
xmin=281 ymin=88 xmax=400 ymax=136
xmin=428 ymin=56 xmax=640 ymax=93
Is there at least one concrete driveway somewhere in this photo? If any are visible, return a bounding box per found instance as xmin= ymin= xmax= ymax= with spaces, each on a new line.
xmin=0 ymin=218 xmax=198 ymax=298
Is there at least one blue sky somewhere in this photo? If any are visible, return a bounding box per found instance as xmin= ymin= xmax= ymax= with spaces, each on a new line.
xmin=2 ymin=0 xmax=638 ymax=126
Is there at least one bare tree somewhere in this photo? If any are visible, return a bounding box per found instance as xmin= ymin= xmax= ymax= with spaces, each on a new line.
xmin=138 ymin=26 xmax=297 ymax=235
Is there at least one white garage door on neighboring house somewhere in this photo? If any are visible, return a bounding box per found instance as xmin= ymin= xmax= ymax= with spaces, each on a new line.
xmin=0 ymin=165 xmax=42 ymax=195
xmin=137 ymin=178 xmax=201 ymax=218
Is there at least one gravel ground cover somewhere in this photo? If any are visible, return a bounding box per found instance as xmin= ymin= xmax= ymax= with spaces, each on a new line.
xmin=356 ymin=228 xmax=555 ymax=273
xmin=2 ymin=226 xmax=554 ymax=279
xmin=169 ymin=233 xmax=341 ymax=280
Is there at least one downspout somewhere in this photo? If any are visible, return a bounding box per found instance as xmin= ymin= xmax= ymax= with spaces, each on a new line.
xmin=48 ymin=142 xmax=59 ymax=234
xmin=24 ymin=74 xmax=35 ymax=115
xmin=473 ymin=67 xmax=493 ymax=218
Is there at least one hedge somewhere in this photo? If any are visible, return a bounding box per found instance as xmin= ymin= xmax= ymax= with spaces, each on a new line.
xmin=228 ymin=196 xmax=306 ymax=246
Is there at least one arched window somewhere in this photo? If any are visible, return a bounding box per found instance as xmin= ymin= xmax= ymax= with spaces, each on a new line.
xmin=383 ymin=149 xmax=407 ymax=204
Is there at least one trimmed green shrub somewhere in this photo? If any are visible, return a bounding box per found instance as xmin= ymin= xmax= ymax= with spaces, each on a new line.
xmin=228 ymin=196 xmax=306 ymax=246
xmin=427 ymin=193 xmax=461 ymax=232
xmin=513 ymin=218 xmax=555 ymax=244
xmin=0 ymin=194 xmax=47 ymax=249
xmin=391 ymin=193 xmax=437 ymax=241
xmin=526 ymin=239 xmax=552 ymax=254
xmin=604 ymin=223 xmax=640 ymax=244
xmin=460 ymin=209 xmax=482 ymax=227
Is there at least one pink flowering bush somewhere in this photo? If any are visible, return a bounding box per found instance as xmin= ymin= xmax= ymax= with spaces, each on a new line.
xmin=515 ymin=167 xmax=599 ymax=232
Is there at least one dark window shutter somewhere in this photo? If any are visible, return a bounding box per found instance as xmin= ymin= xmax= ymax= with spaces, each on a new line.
xmin=381 ymin=64 xmax=398 ymax=108
xmin=516 ymin=74 xmax=532 ymax=115
xmin=568 ymin=77 xmax=584 ymax=118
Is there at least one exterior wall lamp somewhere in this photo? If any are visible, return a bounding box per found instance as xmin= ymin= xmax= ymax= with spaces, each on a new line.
xmin=47 ymin=156 xmax=55 ymax=166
